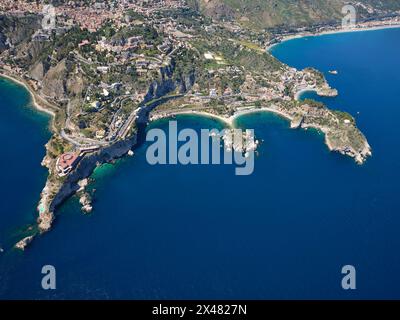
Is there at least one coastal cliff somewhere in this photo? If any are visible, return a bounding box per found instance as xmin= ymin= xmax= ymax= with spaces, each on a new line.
xmin=37 ymin=64 xmax=195 ymax=237
xmin=38 ymin=134 xmax=138 ymax=233
xmin=3 ymin=48 xmax=196 ymax=250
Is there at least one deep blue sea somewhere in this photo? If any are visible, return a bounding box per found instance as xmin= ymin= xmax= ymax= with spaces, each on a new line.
xmin=1 ymin=27 xmax=400 ymax=299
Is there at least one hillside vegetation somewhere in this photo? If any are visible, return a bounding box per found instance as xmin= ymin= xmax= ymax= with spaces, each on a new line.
xmin=188 ymin=0 xmax=400 ymax=30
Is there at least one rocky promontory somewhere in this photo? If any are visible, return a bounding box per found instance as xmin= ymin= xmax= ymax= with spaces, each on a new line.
xmin=14 ymin=236 xmax=34 ymax=251
xmin=37 ymin=134 xmax=138 ymax=233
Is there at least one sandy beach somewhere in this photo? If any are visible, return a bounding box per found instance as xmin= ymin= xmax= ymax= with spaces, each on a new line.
xmin=294 ymin=87 xmax=317 ymax=101
xmin=151 ymin=110 xmax=233 ymax=127
xmin=0 ymin=72 xmax=57 ymax=118
xmin=230 ymin=107 xmax=293 ymax=124
xmin=267 ymin=23 xmax=400 ymax=51
xmin=151 ymin=106 xmax=294 ymax=128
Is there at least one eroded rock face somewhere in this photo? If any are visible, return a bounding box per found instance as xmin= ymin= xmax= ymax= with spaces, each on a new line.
xmin=0 ymin=33 xmax=8 ymax=52
xmin=37 ymin=134 xmax=139 ymax=236
xmin=41 ymin=59 xmax=68 ymax=100
xmin=30 ymin=60 xmax=49 ymax=81
xmin=0 ymin=15 xmax=40 ymax=47
xmin=197 ymin=0 xmax=235 ymax=21
xmin=0 ymin=15 xmax=40 ymax=54
xmin=79 ymin=192 xmax=93 ymax=214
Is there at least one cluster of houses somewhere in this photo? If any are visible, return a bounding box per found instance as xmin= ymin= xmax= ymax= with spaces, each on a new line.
xmin=84 ymin=82 xmax=123 ymax=112
xmin=95 ymin=36 xmax=146 ymax=54
xmin=0 ymin=0 xmax=43 ymax=15
xmin=61 ymin=0 xmax=191 ymax=33
xmin=88 ymin=28 xmax=176 ymax=74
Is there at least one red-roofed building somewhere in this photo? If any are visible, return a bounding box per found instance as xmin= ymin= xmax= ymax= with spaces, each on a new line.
xmin=56 ymin=152 xmax=80 ymax=177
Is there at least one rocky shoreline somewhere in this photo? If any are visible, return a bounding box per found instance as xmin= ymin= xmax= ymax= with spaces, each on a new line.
xmin=1 ymin=12 xmax=374 ymax=251
xmin=4 ymin=62 xmax=371 ymax=252
xmin=149 ymin=98 xmax=372 ymax=166
xmin=37 ymin=134 xmax=138 ymax=234
xmin=14 ymin=236 xmax=34 ymax=251
xmin=4 ymin=61 xmax=194 ymax=250
xmin=10 ymin=135 xmax=140 ymax=251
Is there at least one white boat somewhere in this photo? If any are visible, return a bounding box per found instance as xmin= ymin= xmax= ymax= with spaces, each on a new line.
xmin=329 ymin=70 xmax=338 ymax=75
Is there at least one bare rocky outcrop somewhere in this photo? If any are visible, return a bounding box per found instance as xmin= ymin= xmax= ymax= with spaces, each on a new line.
xmin=143 ymin=63 xmax=196 ymax=104
xmin=0 ymin=33 xmax=7 ymax=52
xmin=41 ymin=59 xmax=69 ymax=100
xmin=30 ymin=60 xmax=50 ymax=82
xmin=195 ymin=0 xmax=235 ymax=21
xmin=79 ymin=192 xmax=93 ymax=214
xmin=15 ymin=236 xmax=34 ymax=251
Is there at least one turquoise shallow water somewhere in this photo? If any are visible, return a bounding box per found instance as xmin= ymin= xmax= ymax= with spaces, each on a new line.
xmin=1 ymin=27 xmax=400 ymax=299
